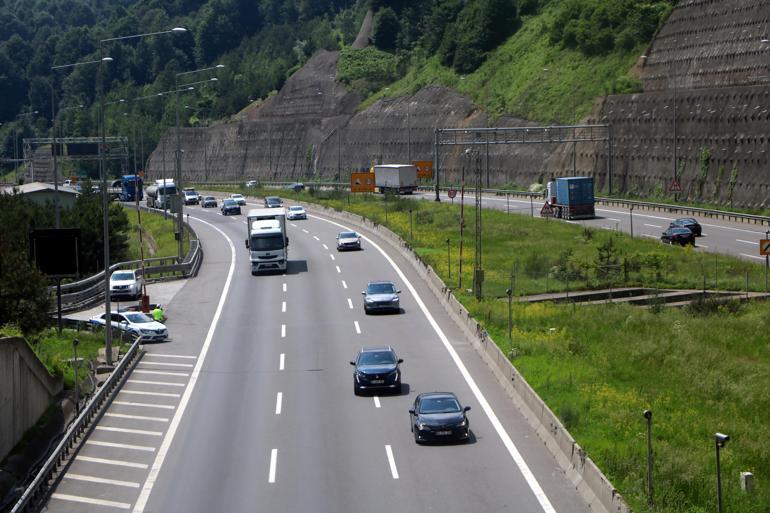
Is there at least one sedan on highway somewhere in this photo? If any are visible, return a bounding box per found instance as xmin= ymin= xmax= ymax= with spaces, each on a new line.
xmin=362 ymin=280 xmax=401 ymax=314
xmin=221 ymin=198 xmax=241 ymax=215
xmin=110 ymin=270 xmax=143 ymax=300
xmin=670 ymin=217 xmax=702 ymax=236
xmin=264 ymin=196 xmax=283 ymax=208
xmin=350 ymin=346 xmax=403 ymax=395
xmin=661 ymin=226 xmax=695 ymax=246
xmin=90 ymin=311 xmax=168 ymax=342
xmin=409 ymin=392 xmax=471 ymax=443
xmin=336 ymin=231 xmax=361 ymax=251
xmin=201 ymin=196 xmax=218 ymax=208
xmin=286 ymin=205 xmax=307 ymax=220
xmin=230 ymin=193 xmax=247 ymax=206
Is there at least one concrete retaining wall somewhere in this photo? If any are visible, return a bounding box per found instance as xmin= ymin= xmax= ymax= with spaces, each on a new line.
xmin=0 ymin=337 xmax=63 ymax=461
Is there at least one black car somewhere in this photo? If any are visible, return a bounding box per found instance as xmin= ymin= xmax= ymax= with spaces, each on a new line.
xmin=350 ymin=346 xmax=403 ymax=395
xmin=362 ymin=281 xmax=401 ymax=314
xmin=661 ymin=226 xmax=695 ymax=246
xmin=286 ymin=182 xmax=305 ymax=192
xmin=264 ymin=196 xmax=283 ymax=208
xmin=670 ymin=217 xmax=702 ymax=236
xmin=201 ymin=196 xmax=218 ymax=208
xmin=221 ymin=198 xmax=241 ymax=215
xmin=409 ymin=392 xmax=471 ymax=443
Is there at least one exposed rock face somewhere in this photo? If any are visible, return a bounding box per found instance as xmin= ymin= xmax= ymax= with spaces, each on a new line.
xmin=148 ymin=0 xmax=770 ymax=207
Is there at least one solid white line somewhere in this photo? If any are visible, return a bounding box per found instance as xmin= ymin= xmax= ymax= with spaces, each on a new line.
xmin=279 ymin=353 xmax=285 ymax=370
xmin=283 ymin=283 xmax=287 ymax=292
xmin=565 ymin=220 xmax=578 ymax=224
xmin=607 ymin=218 xmax=621 ymax=222
xmin=275 ymin=393 xmax=283 ymax=415
xmin=741 ymin=253 xmax=765 ymax=260
xmin=281 ymin=324 xmax=286 ymax=338
xmin=313 ymin=235 xmax=319 ymax=240
xmin=282 ymin=301 xmax=286 ymax=313
xmin=354 ymin=321 xmax=361 ymax=334
xmin=373 ymin=396 xmax=381 ymax=408
xmin=134 ymin=369 xmax=189 ymax=377
xmin=697 ymin=244 xmax=709 ymax=248
xmin=133 ymin=215 xmax=237 ymax=513
xmin=120 ymin=390 xmax=180 ymax=398
xmin=341 ymin=280 xmax=347 ymax=289
xmin=644 ymin=223 xmax=662 ymax=228
xmin=330 ymin=254 xmax=336 ymax=261
xmin=144 ymin=354 xmax=197 ymax=359
xmin=336 ymin=265 xmax=341 ymax=273
xmin=347 ymin=298 xmax=354 ymax=309
xmin=113 ymin=401 xmax=175 ymax=410
xmin=323 ymin=243 xmax=329 ymax=250
xmin=737 ymin=239 xmax=758 ymax=245
xmin=126 ymin=380 xmax=185 ymax=388
xmin=51 ymin=493 xmax=130 ymax=510
xmin=311 ymin=213 xmax=558 ymax=513
xmin=268 ymin=449 xmax=278 ymax=483
xmin=76 ymin=456 xmax=148 ymax=469
xmin=66 ymin=473 xmax=141 ymax=488
xmin=86 ymin=440 xmax=155 ymax=452
xmin=137 ymin=361 xmax=194 ymax=368
xmin=96 ymin=426 xmax=163 ymax=436
xmin=641 ymin=234 xmax=658 ymax=239
xmin=105 ymin=413 xmax=168 ymax=422
xmin=385 ymin=445 xmax=399 ymax=479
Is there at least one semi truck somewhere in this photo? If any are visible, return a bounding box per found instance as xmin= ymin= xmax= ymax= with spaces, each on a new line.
xmin=145 ymin=179 xmax=177 ymax=209
xmin=118 ymin=174 xmax=144 ymax=202
xmin=245 ymin=208 xmax=289 ymax=274
xmin=374 ymin=164 xmax=417 ymax=194
xmin=542 ymin=176 xmax=595 ymax=220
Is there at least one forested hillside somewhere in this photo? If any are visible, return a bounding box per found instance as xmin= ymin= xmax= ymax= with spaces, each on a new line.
xmin=0 ymin=0 xmax=673 ymax=181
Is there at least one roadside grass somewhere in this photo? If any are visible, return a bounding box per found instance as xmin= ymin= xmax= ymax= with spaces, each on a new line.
xmin=123 ymin=206 xmax=188 ymax=261
xmin=217 ymin=185 xmax=769 ymax=513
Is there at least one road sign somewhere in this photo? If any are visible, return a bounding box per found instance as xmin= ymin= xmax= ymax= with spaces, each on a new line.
xmin=413 ymin=160 xmax=433 ymax=179
xmin=540 ymin=202 xmax=554 ymax=217
xmin=350 ymin=172 xmax=375 ymax=193
xmin=760 ymin=239 xmax=770 ymax=256
xmin=447 ymin=189 xmax=457 ymax=199
xmin=668 ymin=178 xmax=682 ymax=193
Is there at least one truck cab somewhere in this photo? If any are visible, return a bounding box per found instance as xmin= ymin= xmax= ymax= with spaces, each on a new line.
xmin=245 ymin=208 xmax=288 ymax=274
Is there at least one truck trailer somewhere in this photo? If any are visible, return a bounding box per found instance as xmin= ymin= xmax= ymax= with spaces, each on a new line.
xmin=245 ymin=208 xmax=289 ymax=273
xmin=374 ymin=164 xmax=417 ymax=194
xmin=145 ymin=179 xmax=177 ymax=209
xmin=542 ymin=177 xmax=595 ymax=220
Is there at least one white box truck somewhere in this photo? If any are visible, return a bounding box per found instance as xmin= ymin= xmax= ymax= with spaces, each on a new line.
xmin=374 ymin=164 xmax=417 ymax=194
xmin=245 ymin=208 xmax=289 ymax=273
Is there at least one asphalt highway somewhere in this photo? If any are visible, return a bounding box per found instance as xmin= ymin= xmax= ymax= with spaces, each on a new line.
xmin=44 ymin=197 xmax=595 ymax=513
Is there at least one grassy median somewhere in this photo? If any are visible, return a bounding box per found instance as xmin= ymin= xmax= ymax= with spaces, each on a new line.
xmin=124 ymin=205 xmax=189 ymax=261
xmin=217 ymin=184 xmax=768 ymax=513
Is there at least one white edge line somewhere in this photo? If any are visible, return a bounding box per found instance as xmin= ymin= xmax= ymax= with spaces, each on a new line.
xmin=740 ymin=253 xmax=765 ymax=260
xmin=133 ymin=215 xmax=236 ymax=513
xmin=385 ymin=445 xmax=399 ymax=479
xmin=268 ymin=449 xmax=278 ymax=483
xmin=311 ymin=213 xmax=557 ymax=513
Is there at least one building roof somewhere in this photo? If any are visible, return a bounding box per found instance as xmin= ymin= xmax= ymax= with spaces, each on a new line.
xmin=1 ymin=182 xmax=80 ymax=195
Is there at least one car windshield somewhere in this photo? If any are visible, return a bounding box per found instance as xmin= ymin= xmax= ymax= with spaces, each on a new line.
xmin=671 ymin=228 xmax=690 ymax=234
xmin=358 ymin=351 xmax=396 ymax=366
xmin=367 ymin=283 xmax=395 ymax=294
xmin=340 ymin=232 xmax=358 ymax=239
xmin=267 ymin=197 xmax=280 ymax=204
xmin=204 ymin=196 xmax=215 ymax=201
xmin=185 ymin=191 xmax=196 ymax=196
xmin=112 ymin=272 xmax=134 ymax=281
xmin=125 ymin=313 xmax=153 ymax=323
xmin=289 ymin=206 xmax=303 ymax=211
xmin=232 ymin=194 xmax=243 ymax=198
xmin=250 ymin=234 xmax=285 ymax=251
xmin=420 ymin=396 xmax=461 ymax=414
xmin=223 ymin=199 xmax=236 ymax=206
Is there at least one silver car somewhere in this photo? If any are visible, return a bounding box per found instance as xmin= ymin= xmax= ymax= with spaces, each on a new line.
xmin=336 ymin=231 xmax=361 ymax=251
xmin=109 ymin=270 xmax=144 ymax=300
xmin=362 ymin=281 xmax=401 ymax=314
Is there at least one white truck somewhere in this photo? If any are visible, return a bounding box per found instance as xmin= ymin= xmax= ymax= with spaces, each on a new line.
xmin=145 ymin=179 xmax=177 ymax=209
xmin=245 ymin=208 xmax=289 ymax=274
xmin=374 ymin=164 xmax=417 ymax=194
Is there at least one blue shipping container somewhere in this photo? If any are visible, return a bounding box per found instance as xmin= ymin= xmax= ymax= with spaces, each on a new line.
xmin=555 ymin=177 xmax=594 ymax=205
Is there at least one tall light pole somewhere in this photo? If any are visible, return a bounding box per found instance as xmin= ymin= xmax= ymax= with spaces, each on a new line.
xmin=715 ymin=432 xmax=729 ymax=513
xmin=175 ymin=64 xmax=223 ymax=260
xmin=643 ymin=410 xmax=654 ymax=507
xmin=13 ymin=110 xmax=38 ymax=184
xmin=99 ymin=27 xmax=186 ymax=366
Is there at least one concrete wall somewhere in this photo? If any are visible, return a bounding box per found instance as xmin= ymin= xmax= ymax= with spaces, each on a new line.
xmin=0 ymin=337 xmax=63 ymax=461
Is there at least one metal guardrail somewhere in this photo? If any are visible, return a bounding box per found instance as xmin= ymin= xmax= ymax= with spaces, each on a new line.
xmin=10 ymin=334 xmax=143 ymax=513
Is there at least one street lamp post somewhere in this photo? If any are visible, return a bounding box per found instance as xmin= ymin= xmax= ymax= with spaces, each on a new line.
xmin=715 ymin=432 xmax=729 ymax=513
xmin=98 ymin=27 xmax=186 ymax=367
xmin=13 ymin=110 xmax=38 ymax=184
xmin=72 ymin=338 xmax=80 ymax=414
xmin=643 ymin=410 xmax=653 ymax=506
xmin=446 ymin=238 xmax=450 ymax=279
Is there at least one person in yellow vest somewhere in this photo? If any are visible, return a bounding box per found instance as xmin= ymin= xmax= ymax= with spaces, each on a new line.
xmin=151 ymin=304 xmax=165 ymax=323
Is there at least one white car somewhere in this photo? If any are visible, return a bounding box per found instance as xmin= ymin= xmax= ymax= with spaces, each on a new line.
xmin=110 ymin=270 xmax=144 ymax=300
xmin=336 ymin=231 xmax=362 ymax=251
xmin=286 ymin=205 xmax=307 ymax=220
xmin=230 ymin=193 xmax=246 ymax=206
xmin=89 ymin=311 xmax=168 ymax=342
xmin=245 ymin=180 xmax=258 ymax=188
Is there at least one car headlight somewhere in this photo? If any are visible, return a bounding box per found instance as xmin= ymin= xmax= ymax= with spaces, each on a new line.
xmin=388 ymin=369 xmax=399 ymax=378
xmin=417 ymin=422 xmax=428 ymax=430
xmin=365 ymin=297 xmax=374 ymax=303
xmin=458 ymin=418 xmax=468 ymax=428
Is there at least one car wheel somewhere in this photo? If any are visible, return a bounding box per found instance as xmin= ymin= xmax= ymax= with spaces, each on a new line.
xmin=353 ymin=379 xmax=360 ymax=396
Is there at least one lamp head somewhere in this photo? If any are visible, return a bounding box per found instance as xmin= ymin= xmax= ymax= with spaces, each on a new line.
xmin=102 ymin=57 xmax=114 ymax=63
xmin=506 ymin=288 xmax=512 ymax=296
xmin=73 ymin=338 xmax=79 ymax=347
xmin=715 ymin=432 xmax=729 ymax=447
xmin=171 ymin=27 xmax=187 ymax=34
xmin=643 ymin=409 xmax=652 ymax=420
xmin=215 ymin=64 xmax=225 ymax=69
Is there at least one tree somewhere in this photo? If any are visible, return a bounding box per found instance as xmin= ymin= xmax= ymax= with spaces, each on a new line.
xmin=371 ymin=7 xmax=399 ymax=52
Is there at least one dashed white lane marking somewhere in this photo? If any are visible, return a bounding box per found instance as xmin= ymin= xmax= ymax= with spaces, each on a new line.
xmin=347 ymin=298 xmax=354 ymax=309
xmin=373 ymin=396 xmax=381 ymax=408
xmin=137 ymin=361 xmax=193 ymax=368
xmin=268 ymin=449 xmax=278 ymax=483
xmin=120 ymin=390 xmax=180 ymax=398
xmin=76 ymin=456 xmax=148 ymax=469
xmin=313 ymin=235 xmax=319 ymax=240
xmin=336 ymin=265 xmax=341 ymax=273
xmin=86 ymin=440 xmax=156 ymax=452
xmin=385 ymin=445 xmax=399 ymax=479
xmin=275 ymin=393 xmax=283 ymax=415
xmin=126 ymin=380 xmax=185 ymax=388
xmin=144 ymin=354 xmax=196 ymax=359
xmin=737 ymin=239 xmax=758 ymax=245
xmin=96 ymin=426 xmax=163 ymax=436
xmin=302 ymin=229 xmax=309 ymax=234
xmin=283 ymin=283 xmax=287 ymax=292
xmin=741 ymin=253 xmax=765 ymax=260
xmin=113 ymin=401 xmax=175 ymax=410
xmin=279 ymin=353 xmax=285 ymax=370
xmin=290 ymin=223 xmax=297 ymax=227
xmin=354 ymin=321 xmax=361 ymax=334
xmin=341 ymin=280 xmax=347 ymax=289
xmin=133 ymin=369 xmax=189 ymax=377
xmin=330 ymin=254 xmax=336 ymax=261
xmin=51 ymin=493 xmax=130 ymax=510
xmin=323 ymin=243 xmax=329 ymax=250
xmin=644 ymin=223 xmax=662 ymax=228
xmin=282 ymin=301 xmax=286 ymax=313
xmin=281 ymin=324 xmax=286 ymax=338
xmin=65 ymin=474 xmax=141 ymax=488
xmin=105 ymin=413 xmax=168 ymax=422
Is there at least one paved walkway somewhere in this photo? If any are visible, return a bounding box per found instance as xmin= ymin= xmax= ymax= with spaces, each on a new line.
xmin=65 ymin=280 xmax=187 ymax=321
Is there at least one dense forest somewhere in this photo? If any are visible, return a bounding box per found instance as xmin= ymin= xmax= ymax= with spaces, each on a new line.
xmin=0 ymin=0 xmax=672 ymax=182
